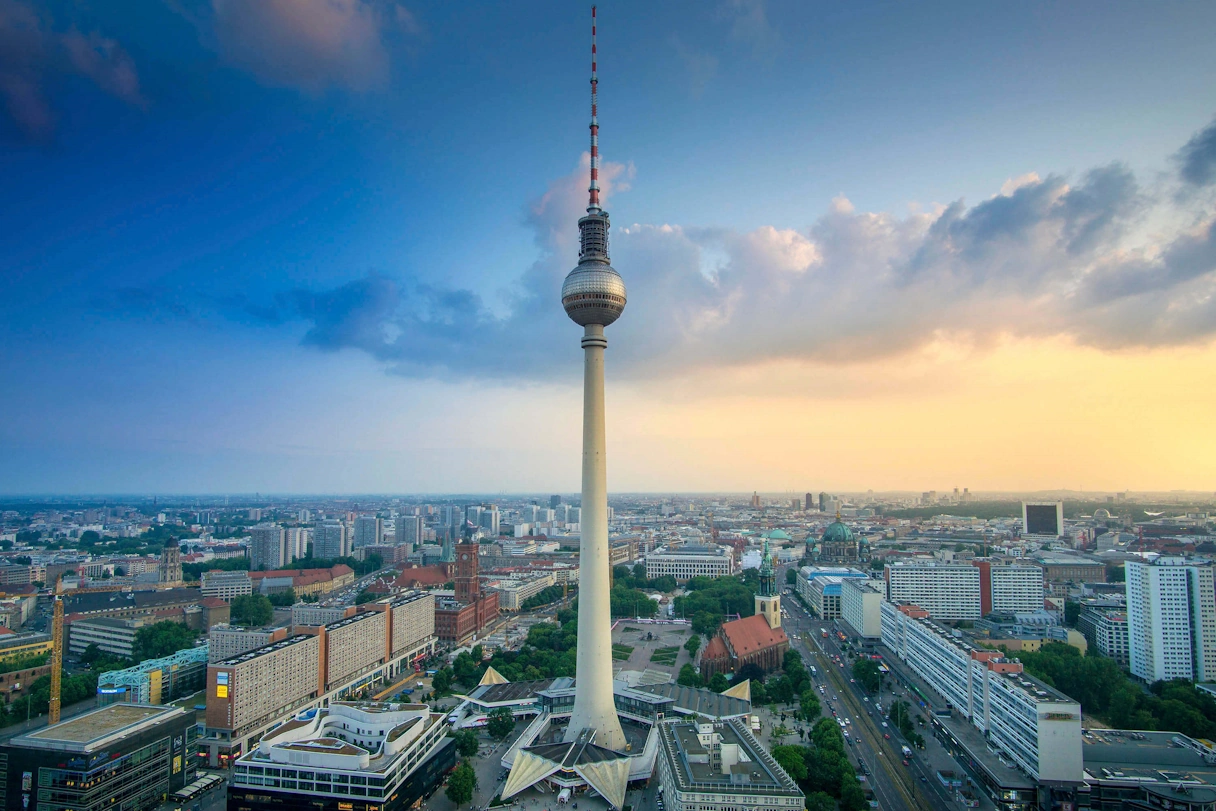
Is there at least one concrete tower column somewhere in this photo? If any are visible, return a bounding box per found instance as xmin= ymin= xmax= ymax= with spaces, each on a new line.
xmin=566 ymin=323 xmax=625 ymax=750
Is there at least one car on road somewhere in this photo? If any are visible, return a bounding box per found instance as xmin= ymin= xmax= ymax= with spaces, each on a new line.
xmin=902 ymin=759 xmax=910 ymax=766
xmin=884 ymin=734 xmax=891 ymax=739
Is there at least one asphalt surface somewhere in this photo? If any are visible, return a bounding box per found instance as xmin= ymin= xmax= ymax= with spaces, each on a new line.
xmin=777 ymin=564 xmax=991 ymax=811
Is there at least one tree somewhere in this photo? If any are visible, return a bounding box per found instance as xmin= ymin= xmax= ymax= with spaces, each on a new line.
xmin=685 ymin=634 xmax=702 ymax=657
xmin=355 ymin=588 xmax=377 ymax=605
xmin=692 ymin=611 xmax=723 ymax=636
xmin=445 ymin=762 xmax=477 ymax=807
xmin=771 ymin=745 xmax=807 ymax=781
xmin=1064 ymin=600 xmax=1081 ymax=627
xmin=487 ymin=706 xmax=515 ymax=740
xmin=852 ymin=659 xmax=882 ymax=693
xmin=736 ymin=662 xmax=767 ymax=685
xmin=230 ymin=594 xmax=273 ymax=627
xmin=132 ymin=621 xmax=198 ymax=662
xmin=785 ymin=568 xmax=797 ymax=585
xmin=432 ymin=669 xmax=453 ymax=694
xmin=268 ymin=589 xmax=296 ymax=607
xmin=840 ymin=775 xmax=868 ymax=811
xmin=804 ymin=792 xmax=837 ymax=811
xmin=677 ymin=664 xmax=703 ymax=688
xmin=772 ymin=723 xmax=790 ymax=744
xmin=800 ymin=689 xmax=821 ymax=720
xmin=453 ymin=729 xmax=479 ymax=757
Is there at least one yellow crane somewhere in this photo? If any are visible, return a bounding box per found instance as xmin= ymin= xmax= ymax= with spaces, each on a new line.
xmin=49 ymin=577 xmax=64 ymax=725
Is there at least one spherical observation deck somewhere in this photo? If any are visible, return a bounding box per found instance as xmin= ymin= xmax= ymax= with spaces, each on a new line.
xmin=562 ymin=262 xmax=627 ymax=327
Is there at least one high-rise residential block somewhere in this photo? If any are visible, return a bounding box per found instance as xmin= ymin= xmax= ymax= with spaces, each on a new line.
xmin=885 ymin=563 xmax=982 ymax=620
xmin=353 ymin=515 xmax=382 ymax=549
xmin=313 ymin=520 xmax=347 ymax=559
xmin=1127 ymin=559 xmax=1216 ymax=682
xmin=397 ymin=514 xmax=422 ymax=549
xmin=249 ymin=523 xmax=286 ymax=571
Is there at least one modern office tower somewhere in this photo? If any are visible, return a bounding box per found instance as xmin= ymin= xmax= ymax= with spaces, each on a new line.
xmin=479 ymin=505 xmax=500 ymax=536
xmin=558 ymin=9 xmax=627 ymax=751
xmin=1022 ymin=501 xmax=1065 ymax=537
xmin=298 ymin=509 xmax=311 ymax=523
xmin=818 ymin=492 xmax=828 ymax=512
xmin=523 ymin=504 xmax=539 ymax=523
xmin=465 ymin=505 xmax=483 ymax=529
xmin=284 ymin=526 xmax=307 ymax=562
xmin=805 ymin=492 xmax=814 ymax=510
xmin=397 ymin=514 xmax=422 ymax=549
xmin=537 ymin=507 xmax=555 ymax=523
xmin=250 ymin=523 xmax=286 ymax=570
xmin=884 ymin=562 xmax=982 ymax=619
xmin=353 ymin=515 xmax=382 ymax=549
xmin=313 ymin=520 xmax=347 ymax=559
xmin=1127 ymin=559 xmax=1216 ymax=682
xmin=550 ymin=495 xmax=562 ymax=509
xmin=569 ymin=506 xmax=581 ymax=524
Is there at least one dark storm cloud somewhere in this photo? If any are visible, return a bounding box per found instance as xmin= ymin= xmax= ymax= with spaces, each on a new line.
xmin=1177 ymin=116 xmax=1216 ymax=187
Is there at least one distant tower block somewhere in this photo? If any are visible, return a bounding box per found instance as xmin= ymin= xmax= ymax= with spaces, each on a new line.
xmin=160 ymin=538 xmax=182 ymax=586
xmin=560 ymin=5 xmax=625 ymax=752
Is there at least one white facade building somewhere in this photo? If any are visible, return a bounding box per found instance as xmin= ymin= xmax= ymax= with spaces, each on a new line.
xmin=884 ymin=563 xmax=981 ymax=620
xmin=989 ymin=565 xmax=1045 ymax=614
xmin=880 ymin=601 xmax=1083 ymax=785
xmin=200 ymin=570 xmax=253 ymax=600
xmin=645 ymin=546 xmax=734 ymax=583
xmin=840 ymin=579 xmax=884 ymax=638
xmin=1126 ymin=559 xmax=1216 ymax=682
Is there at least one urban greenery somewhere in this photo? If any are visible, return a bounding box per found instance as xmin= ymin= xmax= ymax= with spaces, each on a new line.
xmin=230 ymin=594 xmax=274 ymax=627
xmin=612 ymin=564 xmax=678 ymax=594
xmin=608 ymin=585 xmax=658 ymax=618
xmin=1018 ymin=642 xmax=1216 ymax=738
xmin=132 ymin=621 xmax=199 ymax=661
xmin=487 ymin=706 xmax=515 ymax=740
xmin=684 ymin=634 xmax=701 ymax=657
xmin=0 ymin=651 xmax=50 ymax=675
xmin=445 ymin=762 xmax=477 ymax=806
xmin=611 ymin=644 xmax=634 ymax=661
xmin=452 ymin=729 xmax=479 ymax=757
xmin=771 ymin=719 xmax=866 ymax=811
xmin=520 ymin=585 xmax=565 ymax=611
xmin=674 ymin=573 xmax=758 ymax=636
xmin=651 ymin=646 xmax=680 ymax=666
xmin=851 ymin=658 xmax=882 ymax=693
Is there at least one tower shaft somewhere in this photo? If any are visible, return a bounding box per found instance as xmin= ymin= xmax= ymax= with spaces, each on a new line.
xmin=565 ymin=323 xmax=625 ymax=750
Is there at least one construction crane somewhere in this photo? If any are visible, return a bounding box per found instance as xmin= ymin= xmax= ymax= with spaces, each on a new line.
xmin=49 ymin=577 xmax=64 ymax=724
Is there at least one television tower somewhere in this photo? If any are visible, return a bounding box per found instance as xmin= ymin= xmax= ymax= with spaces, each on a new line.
xmin=561 ymin=4 xmax=627 ymax=751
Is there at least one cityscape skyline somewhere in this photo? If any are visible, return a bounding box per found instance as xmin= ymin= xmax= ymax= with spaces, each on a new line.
xmin=3 ymin=1 xmax=1216 ymax=494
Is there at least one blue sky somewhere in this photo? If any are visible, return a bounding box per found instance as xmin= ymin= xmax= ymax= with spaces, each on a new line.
xmin=3 ymin=0 xmax=1216 ymax=494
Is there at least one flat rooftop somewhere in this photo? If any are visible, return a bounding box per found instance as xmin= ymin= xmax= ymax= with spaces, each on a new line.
xmin=9 ymin=704 xmax=184 ymax=752
xmin=1083 ymin=730 xmax=1216 ymax=788
xmin=659 ymin=719 xmax=802 ymax=797
xmin=933 ymin=710 xmax=1036 ymax=790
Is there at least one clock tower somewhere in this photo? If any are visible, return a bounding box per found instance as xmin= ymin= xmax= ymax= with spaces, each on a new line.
xmin=454 ymin=543 xmax=480 ymax=603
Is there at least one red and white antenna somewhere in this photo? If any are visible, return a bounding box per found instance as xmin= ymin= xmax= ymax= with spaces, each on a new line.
xmin=588 ymin=5 xmax=600 ymax=212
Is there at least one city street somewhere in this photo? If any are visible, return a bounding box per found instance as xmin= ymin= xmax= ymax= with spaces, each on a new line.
xmin=777 ymin=564 xmax=992 ymax=811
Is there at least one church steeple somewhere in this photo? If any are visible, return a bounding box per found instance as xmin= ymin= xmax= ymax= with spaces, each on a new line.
xmin=755 ymin=535 xmax=781 ymax=629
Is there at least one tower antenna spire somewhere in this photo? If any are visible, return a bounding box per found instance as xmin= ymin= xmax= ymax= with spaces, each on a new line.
xmin=588 ymin=5 xmax=600 ymax=212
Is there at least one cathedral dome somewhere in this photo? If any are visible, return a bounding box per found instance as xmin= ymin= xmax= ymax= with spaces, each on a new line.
xmin=821 ymin=521 xmax=855 ymax=545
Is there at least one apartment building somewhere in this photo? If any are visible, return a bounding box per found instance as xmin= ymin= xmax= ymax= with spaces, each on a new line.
xmin=250 ymin=523 xmax=286 ymax=571
xmin=200 ymin=570 xmax=253 ymax=600
xmin=491 ymin=572 xmax=558 ymax=611
xmin=202 ymin=591 xmax=438 ymax=767
xmin=880 ymin=601 xmax=1083 ymax=789
xmin=1127 ymin=559 xmax=1216 ymax=682
xmin=1077 ymin=602 xmax=1130 ymax=666
xmin=208 ymin=624 xmax=289 ymax=662
xmin=976 ymin=562 xmax=1046 ymax=614
xmin=840 ymin=578 xmax=884 ymax=638
xmin=645 ymin=546 xmax=734 ymax=583
xmin=884 ymin=563 xmax=982 ymax=620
